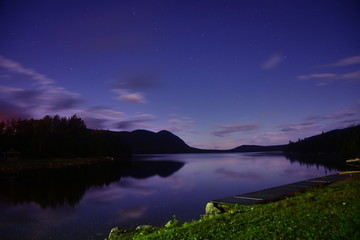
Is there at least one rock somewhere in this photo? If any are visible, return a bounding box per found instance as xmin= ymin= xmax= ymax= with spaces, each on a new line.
xmin=136 ymin=225 xmax=153 ymax=231
xmin=164 ymin=219 xmax=178 ymax=228
xmin=108 ymin=227 xmax=122 ymax=239
xmin=205 ymin=202 xmax=224 ymax=215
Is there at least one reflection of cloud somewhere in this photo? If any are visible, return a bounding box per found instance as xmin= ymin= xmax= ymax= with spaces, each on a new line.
xmin=215 ymin=168 xmax=261 ymax=180
xmin=118 ymin=206 xmax=147 ymax=220
xmin=261 ymin=53 xmax=284 ymax=70
xmin=84 ymin=179 xmax=157 ymax=204
xmin=283 ymin=168 xmax=319 ymax=179
xmin=116 ymin=178 xmax=157 ymax=195
xmin=169 ymin=175 xmax=195 ymax=191
xmin=213 ymin=123 xmax=260 ymax=137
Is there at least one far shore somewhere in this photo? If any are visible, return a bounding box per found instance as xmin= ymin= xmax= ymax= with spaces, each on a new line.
xmin=0 ymin=156 xmax=131 ymax=172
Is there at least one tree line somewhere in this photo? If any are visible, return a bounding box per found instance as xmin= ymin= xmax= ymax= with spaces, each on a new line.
xmin=0 ymin=115 xmax=131 ymax=159
xmin=284 ymin=124 xmax=360 ymax=158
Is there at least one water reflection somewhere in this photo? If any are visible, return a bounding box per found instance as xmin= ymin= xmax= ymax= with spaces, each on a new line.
xmin=0 ymin=153 xmax=342 ymax=240
xmin=0 ymin=160 xmax=185 ymax=208
xmin=283 ymin=152 xmax=345 ymax=171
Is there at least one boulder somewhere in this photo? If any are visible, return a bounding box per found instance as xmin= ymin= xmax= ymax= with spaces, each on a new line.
xmin=205 ymin=202 xmax=224 ymax=215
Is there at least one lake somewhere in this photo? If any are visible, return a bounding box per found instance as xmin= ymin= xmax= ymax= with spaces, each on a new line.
xmin=0 ymin=152 xmax=341 ymax=240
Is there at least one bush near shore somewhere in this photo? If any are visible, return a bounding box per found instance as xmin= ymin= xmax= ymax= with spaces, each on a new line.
xmin=106 ymin=174 xmax=360 ymax=240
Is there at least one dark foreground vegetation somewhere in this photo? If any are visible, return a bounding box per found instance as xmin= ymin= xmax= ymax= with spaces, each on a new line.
xmin=106 ymin=174 xmax=360 ymax=240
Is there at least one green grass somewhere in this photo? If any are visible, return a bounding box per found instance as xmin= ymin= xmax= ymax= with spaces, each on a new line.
xmin=106 ymin=174 xmax=360 ymax=240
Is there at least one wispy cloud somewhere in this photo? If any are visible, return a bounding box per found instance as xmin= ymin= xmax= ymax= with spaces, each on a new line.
xmin=0 ymin=55 xmax=54 ymax=85
xmin=298 ymin=70 xmax=360 ymax=86
xmin=167 ymin=118 xmax=193 ymax=132
xmin=112 ymin=89 xmax=147 ymax=104
xmin=261 ymin=53 xmax=284 ymax=70
xmin=213 ymin=123 xmax=261 ymax=137
xmin=113 ymin=73 xmax=159 ymax=90
xmin=299 ymin=55 xmax=360 ymax=86
xmin=279 ymin=100 xmax=360 ymax=134
xmin=0 ymin=56 xmax=84 ymax=120
xmin=322 ymin=55 xmax=360 ymax=67
xmin=111 ymin=72 xmax=160 ymax=104
xmin=116 ymin=114 xmax=155 ymax=130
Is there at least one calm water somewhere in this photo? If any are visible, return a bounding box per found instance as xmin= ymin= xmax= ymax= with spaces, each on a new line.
xmin=0 ymin=152 xmax=340 ymax=240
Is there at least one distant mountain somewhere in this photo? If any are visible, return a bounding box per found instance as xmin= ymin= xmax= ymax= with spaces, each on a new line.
xmin=283 ymin=125 xmax=360 ymax=158
xmin=118 ymin=130 xmax=286 ymax=154
xmin=229 ymin=145 xmax=285 ymax=152
xmin=118 ymin=130 xmax=200 ymax=154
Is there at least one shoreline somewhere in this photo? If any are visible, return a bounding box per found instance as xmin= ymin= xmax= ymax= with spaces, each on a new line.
xmin=0 ymin=156 xmax=131 ymax=172
xmin=105 ymin=173 xmax=360 ymax=240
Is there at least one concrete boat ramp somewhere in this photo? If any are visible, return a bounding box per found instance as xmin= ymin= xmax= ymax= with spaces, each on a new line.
xmin=212 ymin=172 xmax=359 ymax=207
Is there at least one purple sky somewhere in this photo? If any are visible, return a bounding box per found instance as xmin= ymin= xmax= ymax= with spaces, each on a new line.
xmin=1 ymin=0 xmax=359 ymax=149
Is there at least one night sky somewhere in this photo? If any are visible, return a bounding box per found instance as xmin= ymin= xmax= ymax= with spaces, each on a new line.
xmin=1 ymin=0 xmax=359 ymax=149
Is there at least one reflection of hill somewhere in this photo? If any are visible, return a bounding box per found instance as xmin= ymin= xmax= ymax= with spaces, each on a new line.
xmin=284 ymin=152 xmax=345 ymax=171
xmin=121 ymin=160 xmax=185 ymax=179
xmin=0 ymin=160 xmax=184 ymax=208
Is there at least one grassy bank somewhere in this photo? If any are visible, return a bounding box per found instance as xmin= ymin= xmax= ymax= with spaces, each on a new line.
xmin=107 ymin=174 xmax=360 ymax=240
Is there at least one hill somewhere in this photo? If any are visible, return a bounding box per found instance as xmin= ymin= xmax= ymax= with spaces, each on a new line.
xmin=117 ymin=129 xmax=200 ymax=154
xmin=2 ymin=115 xmax=358 ymax=157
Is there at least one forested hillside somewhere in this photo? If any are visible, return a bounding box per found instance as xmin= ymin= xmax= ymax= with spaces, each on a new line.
xmin=284 ymin=125 xmax=360 ymax=158
xmin=0 ymin=115 xmax=130 ymax=159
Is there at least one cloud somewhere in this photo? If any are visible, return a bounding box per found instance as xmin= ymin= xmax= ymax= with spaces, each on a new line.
xmin=297 ymin=70 xmax=360 ymax=85
xmin=280 ymin=123 xmax=316 ymax=133
xmin=213 ymin=123 xmax=261 ymax=137
xmin=299 ymin=55 xmax=360 ymax=86
xmin=113 ymin=73 xmax=159 ymax=91
xmin=0 ymin=86 xmax=40 ymax=101
xmin=261 ymin=53 xmax=284 ymax=70
xmin=0 ymin=55 xmax=54 ymax=85
xmin=116 ymin=114 xmax=155 ymax=130
xmin=250 ymin=131 xmax=290 ymax=145
xmin=112 ymin=88 xmax=147 ymax=104
xmin=0 ymin=100 xmax=30 ymax=120
xmin=0 ymin=56 xmax=82 ymax=120
xmin=110 ymin=73 xmax=160 ymax=104
xmin=323 ymin=55 xmax=360 ymax=67
xmin=167 ymin=118 xmax=193 ymax=132
xmin=279 ymin=100 xmax=360 ymax=135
